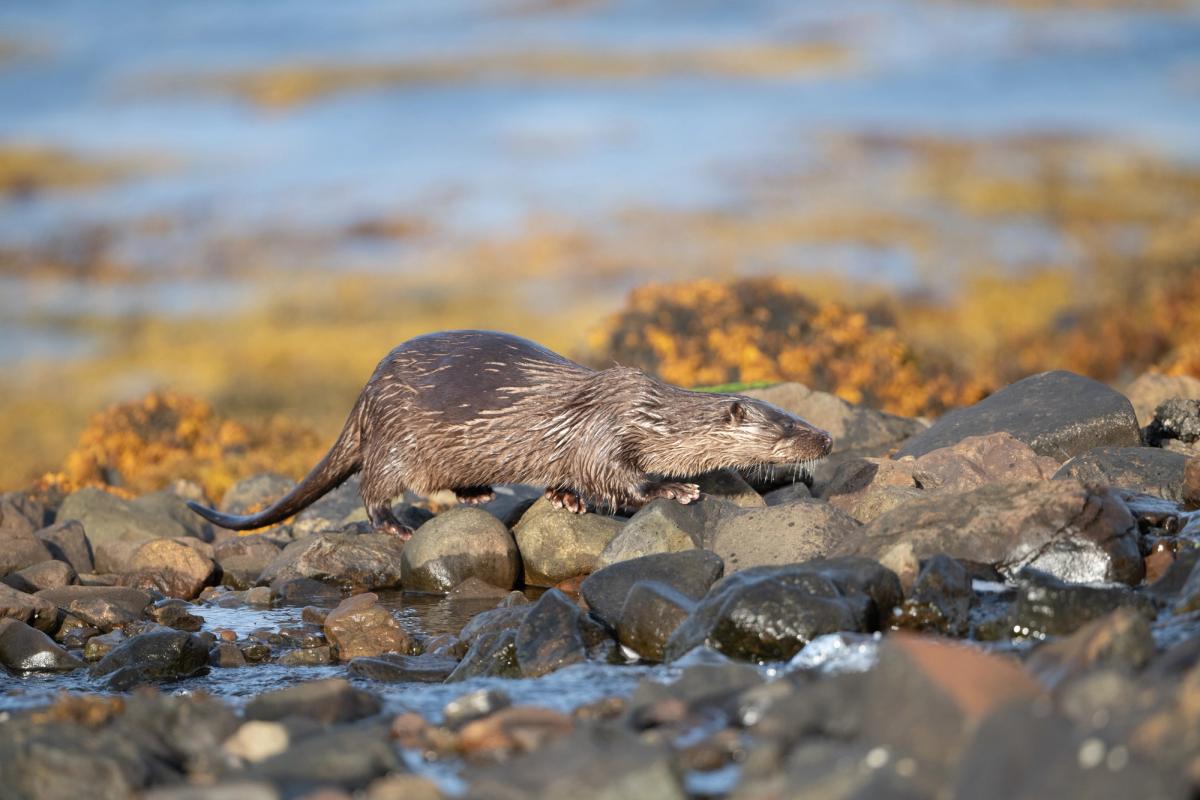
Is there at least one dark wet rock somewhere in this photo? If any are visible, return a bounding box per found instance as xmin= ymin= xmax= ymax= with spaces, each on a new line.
xmin=34 ymin=519 xmax=95 ymax=574
xmin=323 ymin=592 xmax=414 ymax=660
xmin=709 ymin=500 xmax=864 ymax=573
xmin=246 ymin=723 xmax=398 ymax=791
xmin=1054 ymin=446 xmax=1193 ymax=502
xmin=349 ymin=652 xmax=459 ymax=682
xmin=1010 ymin=568 xmax=1155 ymax=638
xmin=447 ymin=576 xmax=513 ymax=600
xmin=211 ymin=640 xmax=247 ymax=667
xmin=1025 ymin=607 xmax=1154 ymax=688
xmin=663 ymin=564 xmax=872 ymax=662
xmin=1126 ymin=371 xmax=1200 ymax=428
xmin=514 ymin=588 xmax=610 ymax=677
xmin=271 ymin=576 xmax=341 ymax=604
xmin=860 ymin=634 xmax=1043 ymax=782
xmin=57 ymin=486 xmax=189 ymax=546
xmin=260 ymin=530 xmax=406 ymax=593
xmin=245 ymin=677 xmax=382 ymax=723
xmin=798 ymin=556 xmax=905 ymax=629
xmin=443 ymin=688 xmax=513 ymax=729
xmin=150 ymin=598 xmax=203 ymax=631
xmin=848 ymin=479 xmax=1143 ymax=585
xmin=447 ymin=629 xmax=521 ymax=681
xmin=464 ymin=726 xmax=684 ymax=800
xmin=219 ymin=473 xmax=296 ymax=516
xmin=276 ymin=645 xmax=333 ymax=665
xmin=580 ymin=549 xmax=724 ymax=628
xmin=127 ymin=538 xmax=218 ymax=599
xmin=615 ymin=581 xmax=696 ymax=662
xmin=630 ymin=662 xmax=764 ymax=724
xmin=1171 ymin=555 xmax=1200 ymax=614
xmin=477 ymin=483 xmax=545 ymax=527
xmin=3 ymin=557 xmax=76 ymax=593
xmin=891 ymin=554 xmax=974 ymax=636
xmin=91 ymin=628 xmax=210 ymax=689
xmin=910 ymin=431 xmax=1060 ymax=492
xmin=213 ymin=534 xmax=281 ymax=589
xmin=694 ymin=468 xmax=765 ymax=507
xmin=596 ymin=496 xmax=738 ymax=568
xmin=78 ymin=629 xmax=122 ymax=662
xmin=762 ymin=483 xmax=813 ymax=505
xmin=0 ymin=617 xmax=84 ymax=671
xmin=1145 ymin=396 xmax=1200 ymax=447
xmin=0 ymin=719 xmax=155 ymax=799
xmin=743 ymin=382 xmax=926 ymax=455
xmin=0 ymin=583 xmax=58 ymax=632
xmin=401 ymin=507 xmax=520 ymax=593
xmin=953 ymin=702 xmax=1185 ymax=800
xmin=458 ymin=604 xmax=530 ymax=647
xmin=36 ymin=585 xmax=152 ymax=630
xmin=512 ymin=499 xmax=624 ymax=587
xmin=0 ymin=523 xmax=53 ymax=578
xmin=895 ymin=370 xmax=1140 ymax=461
xmin=457 ymin=706 xmax=575 ymax=760
xmin=133 ymin=489 xmax=212 ymax=540
xmin=115 ymin=690 xmax=240 ymax=780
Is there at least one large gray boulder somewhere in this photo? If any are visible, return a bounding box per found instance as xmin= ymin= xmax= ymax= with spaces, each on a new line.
xmin=401 ymin=507 xmax=520 ymax=593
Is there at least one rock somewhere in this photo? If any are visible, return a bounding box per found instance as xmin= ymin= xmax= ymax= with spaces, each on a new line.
xmin=290 ymin=475 xmax=369 ymax=536
xmin=475 ymin=484 xmax=544 ymax=527
xmin=708 ymin=500 xmax=864 ymax=573
xmin=1126 ymin=371 xmax=1200 ymax=427
xmin=890 ymin=554 xmax=974 ymax=637
xmin=1009 ymin=568 xmax=1155 ymax=638
xmin=211 ymin=640 xmax=246 ymax=667
xmin=447 ymin=629 xmax=521 ymax=681
xmin=616 ymin=581 xmax=696 ymax=661
xmin=214 ymin=534 xmax=281 ymax=589
xmin=0 ymin=720 xmax=154 ymax=799
xmin=848 ymin=479 xmax=1143 ymax=585
xmin=1145 ymin=396 xmax=1200 ymax=446
xmin=132 ymin=489 xmax=212 ymax=540
xmin=150 ymin=599 xmax=203 ymax=631
xmin=596 ymin=496 xmax=738 ymax=568
xmin=219 ymin=473 xmax=296 ymax=516
xmin=1054 ymin=446 xmax=1193 ymax=502
xmin=895 ymin=370 xmax=1140 ymax=461
xmin=276 ymin=645 xmax=333 ymax=665
xmin=834 ymin=483 xmax=924 ymax=524
xmin=1025 ymin=608 xmax=1155 ymax=688
xmin=0 ymin=618 xmax=84 ymax=671
xmin=2 ymin=559 xmax=76 ymax=593
xmin=456 ymin=706 xmax=574 ymax=759
xmin=743 ymin=382 xmax=926 ymax=455
xmin=348 ymin=652 xmax=459 ymax=682
xmin=0 ymin=523 xmax=53 ymax=578
xmin=34 ymin=519 xmax=95 ymax=574
xmin=91 ymin=628 xmax=210 ymax=689
xmin=223 ymin=720 xmax=290 ymax=763
xmin=57 ymin=486 xmax=189 ymax=546
xmin=464 ymin=726 xmax=684 ymax=800
xmin=447 ymin=576 xmax=513 ymax=600
xmin=259 ymin=531 xmax=407 ymax=593
xmin=244 ymin=677 xmax=382 ymax=724
xmin=694 ymin=468 xmax=765 ymax=507
xmin=663 ymin=564 xmax=872 ymax=662
xmin=83 ymin=629 xmax=127 ymax=661
xmin=366 ymin=775 xmax=442 ymax=800
xmin=246 ymin=725 xmax=399 ymax=792
xmin=400 ymin=507 xmax=520 ymax=593
xmin=443 ymin=689 xmax=513 ymax=729
xmin=763 ymin=483 xmax=812 ymax=505
xmin=580 ymin=549 xmax=724 ymax=628
xmin=0 ymin=492 xmax=44 ymax=534
xmin=323 ymin=592 xmax=413 ymax=660
xmin=271 ymin=577 xmax=341 ymax=604
xmin=36 ymin=585 xmax=152 ymax=630
xmin=512 ymin=498 xmax=624 ymax=587
xmin=0 ymin=583 xmax=58 ymax=632
xmin=128 ymin=538 xmax=218 ymax=599
xmin=910 ymin=432 xmax=1060 ymax=492
xmin=92 ymin=538 xmax=143 ymax=574
xmin=1171 ymin=556 xmax=1200 ymax=614
xmin=515 ymin=588 xmax=609 ymax=677
xmin=818 ymin=456 xmax=918 ymax=520
xmin=860 ymin=634 xmax=1043 ymax=778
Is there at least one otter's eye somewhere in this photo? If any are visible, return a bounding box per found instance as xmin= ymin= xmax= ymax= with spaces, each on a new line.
xmin=728 ymin=401 xmax=746 ymax=425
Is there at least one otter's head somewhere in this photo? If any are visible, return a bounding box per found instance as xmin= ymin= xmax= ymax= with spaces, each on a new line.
xmin=714 ymin=396 xmax=833 ymax=468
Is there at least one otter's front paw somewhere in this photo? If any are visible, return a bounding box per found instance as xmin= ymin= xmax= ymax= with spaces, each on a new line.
xmin=545 ymin=487 xmax=588 ymax=514
xmin=378 ymin=521 xmax=414 ymax=540
xmin=455 ymin=486 xmax=496 ymax=505
xmin=643 ymin=481 xmax=701 ymax=505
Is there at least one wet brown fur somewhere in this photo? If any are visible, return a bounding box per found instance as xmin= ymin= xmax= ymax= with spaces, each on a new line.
xmin=187 ymin=330 xmax=833 ymax=537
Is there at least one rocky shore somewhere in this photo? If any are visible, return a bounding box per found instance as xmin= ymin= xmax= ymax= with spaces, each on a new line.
xmin=2 ymin=368 xmax=1200 ymax=799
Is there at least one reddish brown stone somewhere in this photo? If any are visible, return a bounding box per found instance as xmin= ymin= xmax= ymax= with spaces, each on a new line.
xmin=456 ymin=706 xmax=574 ymax=759
xmin=323 ymin=592 xmax=413 ymax=661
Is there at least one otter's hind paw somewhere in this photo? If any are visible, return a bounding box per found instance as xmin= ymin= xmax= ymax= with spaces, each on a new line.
xmin=455 ymin=486 xmax=496 ymax=505
xmin=545 ymin=487 xmax=588 ymax=514
xmin=644 ymin=481 xmax=701 ymax=505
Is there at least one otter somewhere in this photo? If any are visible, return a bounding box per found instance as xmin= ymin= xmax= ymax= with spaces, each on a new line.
xmin=187 ymin=330 xmax=833 ymax=538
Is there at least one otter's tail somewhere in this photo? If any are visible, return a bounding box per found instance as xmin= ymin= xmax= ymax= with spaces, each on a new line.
xmin=187 ymin=397 xmax=365 ymax=532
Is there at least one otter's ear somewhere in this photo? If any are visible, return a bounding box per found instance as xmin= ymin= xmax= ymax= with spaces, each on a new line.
xmin=728 ymin=401 xmax=746 ymax=425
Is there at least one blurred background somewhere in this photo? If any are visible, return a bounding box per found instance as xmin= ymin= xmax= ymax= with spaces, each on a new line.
xmin=2 ymin=0 xmax=1199 ymax=499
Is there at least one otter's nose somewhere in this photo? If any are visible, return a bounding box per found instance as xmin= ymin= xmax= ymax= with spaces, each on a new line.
xmin=819 ymin=431 xmax=833 ymax=456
